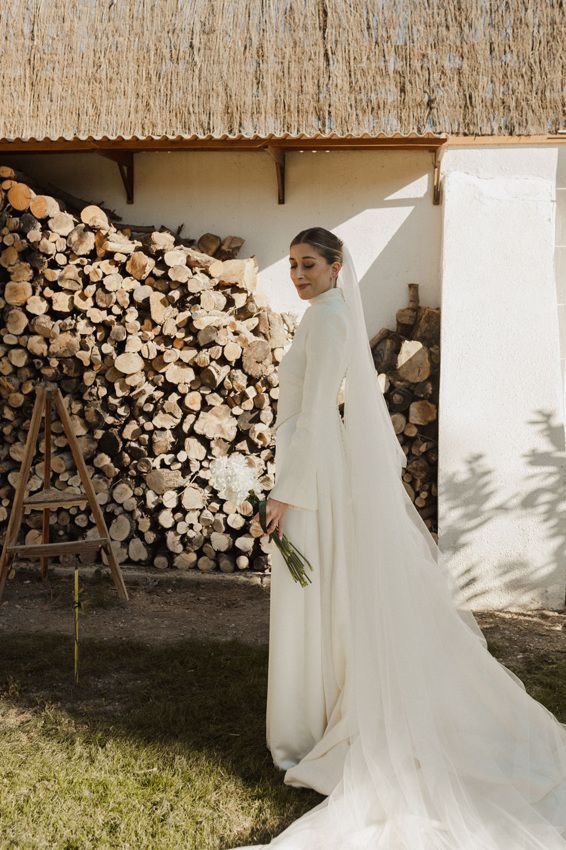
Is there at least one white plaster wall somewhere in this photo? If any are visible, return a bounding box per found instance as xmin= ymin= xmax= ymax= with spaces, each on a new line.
xmin=0 ymin=149 xmax=441 ymax=336
xmin=438 ymin=146 xmax=566 ymax=611
xmin=556 ymin=147 xmax=566 ymax=413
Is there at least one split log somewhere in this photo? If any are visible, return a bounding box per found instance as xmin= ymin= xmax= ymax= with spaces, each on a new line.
xmin=80 ymin=205 xmax=109 ymax=229
xmin=7 ymin=182 xmax=34 ymax=211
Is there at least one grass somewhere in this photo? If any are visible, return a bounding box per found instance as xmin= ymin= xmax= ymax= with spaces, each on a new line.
xmin=0 ymin=627 xmax=565 ymax=850
xmin=0 ymin=634 xmax=323 ymax=850
xmin=483 ymin=634 xmax=566 ymax=721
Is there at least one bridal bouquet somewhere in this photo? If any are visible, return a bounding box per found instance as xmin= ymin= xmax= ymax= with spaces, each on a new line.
xmin=209 ymin=453 xmax=314 ymax=587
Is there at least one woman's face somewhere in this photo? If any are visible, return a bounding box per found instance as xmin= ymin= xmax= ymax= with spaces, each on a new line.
xmin=289 ymin=243 xmax=341 ymax=300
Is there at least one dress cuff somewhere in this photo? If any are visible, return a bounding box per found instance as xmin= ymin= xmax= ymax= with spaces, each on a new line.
xmin=269 ymin=468 xmax=318 ymax=511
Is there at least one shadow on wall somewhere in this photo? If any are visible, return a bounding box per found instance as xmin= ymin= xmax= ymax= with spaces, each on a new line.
xmin=439 ymin=408 xmax=566 ymax=609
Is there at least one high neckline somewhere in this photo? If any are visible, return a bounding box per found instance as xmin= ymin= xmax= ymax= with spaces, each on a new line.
xmin=307 ymin=286 xmax=344 ymax=305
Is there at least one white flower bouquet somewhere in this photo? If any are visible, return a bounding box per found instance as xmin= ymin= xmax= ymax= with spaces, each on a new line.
xmin=209 ymin=453 xmax=314 ymax=587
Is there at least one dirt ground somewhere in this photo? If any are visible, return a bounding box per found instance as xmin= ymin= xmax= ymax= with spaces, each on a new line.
xmin=1 ymin=565 xmax=566 ymax=673
xmin=0 ymin=565 xmax=270 ymax=646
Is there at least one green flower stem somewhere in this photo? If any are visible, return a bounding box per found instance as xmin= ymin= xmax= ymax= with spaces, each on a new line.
xmin=248 ymin=491 xmax=314 ymax=588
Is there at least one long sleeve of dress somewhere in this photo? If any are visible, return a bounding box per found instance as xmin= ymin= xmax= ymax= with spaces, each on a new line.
xmin=269 ymin=307 xmax=348 ymax=511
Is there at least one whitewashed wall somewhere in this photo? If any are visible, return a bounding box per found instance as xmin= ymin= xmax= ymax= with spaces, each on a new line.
xmin=556 ymin=147 xmax=566 ymax=412
xmin=438 ymin=146 xmax=566 ymax=611
xmin=0 ymin=149 xmax=441 ymax=336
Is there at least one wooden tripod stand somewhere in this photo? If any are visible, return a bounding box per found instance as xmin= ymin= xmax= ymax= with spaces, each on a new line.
xmin=0 ymin=383 xmax=128 ymax=602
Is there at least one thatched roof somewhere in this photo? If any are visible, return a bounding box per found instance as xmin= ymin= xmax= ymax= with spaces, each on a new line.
xmin=1 ymin=0 xmax=564 ymax=142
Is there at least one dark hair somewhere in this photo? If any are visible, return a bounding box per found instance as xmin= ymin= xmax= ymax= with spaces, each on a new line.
xmin=290 ymin=227 xmax=343 ymax=266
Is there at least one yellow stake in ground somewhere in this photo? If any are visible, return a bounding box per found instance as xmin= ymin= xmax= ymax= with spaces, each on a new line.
xmin=74 ymin=567 xmax=79 ymax=685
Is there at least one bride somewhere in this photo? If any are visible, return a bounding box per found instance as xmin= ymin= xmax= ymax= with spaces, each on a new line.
xmin=230 ymin=228 xmax=566 ymax=849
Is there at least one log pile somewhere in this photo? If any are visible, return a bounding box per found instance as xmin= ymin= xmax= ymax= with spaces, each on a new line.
xmin=0 ymin=165 xmax=298 ymax=574
xmin=368 ymin=283 xmax=440 ymax=536
xmin=0 ymin=163 xmax=441 ymax=573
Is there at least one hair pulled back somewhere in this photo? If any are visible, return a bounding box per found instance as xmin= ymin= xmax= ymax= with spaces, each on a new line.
xmin=290 ymin=227 xmax=343 ymax=266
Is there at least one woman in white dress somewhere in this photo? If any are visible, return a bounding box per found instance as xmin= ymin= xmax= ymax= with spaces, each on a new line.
xmin=265 ymin=248 xmax=354 ymax=795
xmin=230 ymin=228 xmax=566 ymax=850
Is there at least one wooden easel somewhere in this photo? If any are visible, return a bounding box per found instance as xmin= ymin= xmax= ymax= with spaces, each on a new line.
xmin=0 ymin=383 xmax=128 ymax=602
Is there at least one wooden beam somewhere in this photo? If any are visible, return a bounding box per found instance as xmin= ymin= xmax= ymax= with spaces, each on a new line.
xmin=97 ymin=150 xmax=134 ymax=203
xmin=0 ymin=135 xmax=447 ymax=153
xmin=0 ymin=134 xmax=565 ymax=157
xmin=266 ymin=146 xmax=286 ymax=204
xmin=444 ymin=134 xmax=566 ymax=147
xmin=433 ymin=149 xmax=441 ymax=205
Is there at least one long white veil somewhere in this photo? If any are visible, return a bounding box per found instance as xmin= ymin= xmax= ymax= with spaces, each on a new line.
xmin=339 ymin=242 xmax=486 ymax=633
xmin=234 ymin=242 xmax=566 ymax=849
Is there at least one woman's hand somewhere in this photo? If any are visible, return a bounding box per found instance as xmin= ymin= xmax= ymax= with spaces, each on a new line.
xmin=265 ymin=497 xmax=290 ymax=536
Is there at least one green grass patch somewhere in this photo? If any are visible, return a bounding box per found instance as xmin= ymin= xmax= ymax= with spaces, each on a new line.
xmin=0 ymin=635 xmax=323 ymax=850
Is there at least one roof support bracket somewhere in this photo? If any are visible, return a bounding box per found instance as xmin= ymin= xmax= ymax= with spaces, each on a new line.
xmin=432 ymin=149 xmax=441 ymax=205
xmin=97 ymin=151 xmax=135 ymax=204
xmin=266 ymin=146 xmax=286 ymax=204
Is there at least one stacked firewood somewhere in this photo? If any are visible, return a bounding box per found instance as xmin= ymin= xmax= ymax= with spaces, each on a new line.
xmin=369 ymin=284 xmax=440 ymax=536
xmin=0 ymin=166 xmax=298 ymax=573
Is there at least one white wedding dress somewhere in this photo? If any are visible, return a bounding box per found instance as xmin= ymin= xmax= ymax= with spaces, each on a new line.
xmin=229 ymin=284 xmax=566 ymax=849
xmin=266 ymin=287 xmax=354 ymax=795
